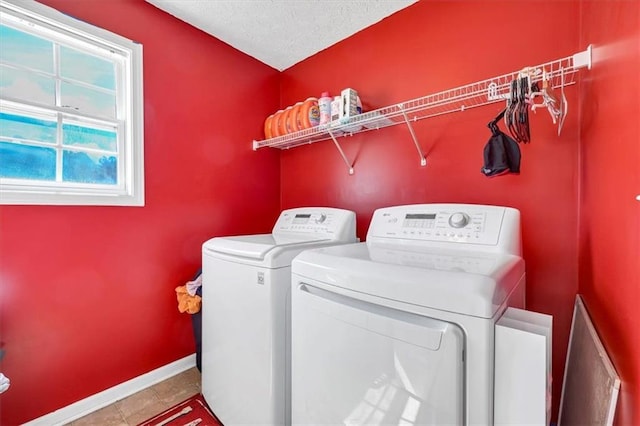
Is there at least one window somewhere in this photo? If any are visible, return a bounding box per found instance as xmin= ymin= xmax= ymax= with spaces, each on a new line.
xmin=0 ymin=0 xmax=143 ymax=206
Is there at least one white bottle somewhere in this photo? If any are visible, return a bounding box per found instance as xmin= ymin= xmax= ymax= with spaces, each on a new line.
xmin=331 ymin=96 xmax=341 ymax=122
xmin=318 ymin=92 xmax=332 ymax=126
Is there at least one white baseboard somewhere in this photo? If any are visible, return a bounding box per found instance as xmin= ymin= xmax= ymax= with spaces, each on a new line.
xmin=23 ymin=354 xmax=196 ymax=426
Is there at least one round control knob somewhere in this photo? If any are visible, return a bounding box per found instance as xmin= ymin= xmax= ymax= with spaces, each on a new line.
xmin=315 ymin=214 xmax=327 ymax=224
xmin=448 ymin=212 xmax=470 ymax=228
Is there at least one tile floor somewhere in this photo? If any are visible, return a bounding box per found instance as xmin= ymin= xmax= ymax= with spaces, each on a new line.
xmin=66 ymin=367 xmax=201 ymax=426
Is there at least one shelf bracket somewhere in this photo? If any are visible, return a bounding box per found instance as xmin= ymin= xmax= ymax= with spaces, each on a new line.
xmin=398 ymin=104 xmax=427 ymax=166
xmin=326 ymin=127 xmax=355 ymax=175
xmin=573 ymin=44 xmax=592 ymax=70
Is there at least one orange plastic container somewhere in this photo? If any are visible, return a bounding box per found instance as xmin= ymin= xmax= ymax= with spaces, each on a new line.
xmin=299 ymin=98 xmax=320 ymax=129
xmin=289 ymin=102 xmax=303 ymax=132
xmin=264 ymin=114 xmax=274 ymax=139
xmin=279 ymin=106 xmax=293 ymax=135
xmin=271 ymin=110 xmax=284 ymax=137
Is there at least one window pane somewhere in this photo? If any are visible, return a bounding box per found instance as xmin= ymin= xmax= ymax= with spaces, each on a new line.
xmin=1 ymin=0 xmax=143 ymax=206
xmin=0 ymin=112 xmax=57 ymax=143
xmin=62 ymin=122 xmax=117 ymax=152
xmin=62 ymin=150 xmax=117 ymax=184
xmin=0 ymin=65 xmax=56 ymax=105
xmin=60 ymin=81 xmax=116 ymax=118
xmin=60 ymin=45 xmax=115 ymax=90
xmin=0 ymin=24 xmax=54 ymax=73
xmin=0 ymin=141 xmax=56 ymax=180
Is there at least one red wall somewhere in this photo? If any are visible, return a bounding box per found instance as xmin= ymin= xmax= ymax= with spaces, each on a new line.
xmin=0 ymin=0 xmax=280 ymax=424
xmin=280 ymin=1 xmax=581 ymax=421
xmin=578 ymin=1 xmax=640 ymax=424
xmin=2 ymin=1 xmax=637 ymax=425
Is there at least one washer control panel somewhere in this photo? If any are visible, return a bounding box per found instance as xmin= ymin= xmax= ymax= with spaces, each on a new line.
xmin=273 ymin=207 xmax=356 ymax=241
xmin=368 ymin=204 xmax=520 ymax=250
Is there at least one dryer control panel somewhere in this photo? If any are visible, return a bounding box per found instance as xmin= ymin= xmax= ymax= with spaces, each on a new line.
xmin=273 ymin=207 xmax=357 ymax=241
xmin=367 ymin=204 xmax=521 ymax=254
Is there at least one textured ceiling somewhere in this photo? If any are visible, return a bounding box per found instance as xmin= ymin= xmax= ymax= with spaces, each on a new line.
xmin=145 ymin=0 xmax=417 ymax=71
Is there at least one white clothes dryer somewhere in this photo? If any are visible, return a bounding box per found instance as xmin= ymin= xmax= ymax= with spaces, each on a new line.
xmin=201 ymin=207 xmax=357 ymax=426
xmin=291 ymin=204 xmax=525 ymax=425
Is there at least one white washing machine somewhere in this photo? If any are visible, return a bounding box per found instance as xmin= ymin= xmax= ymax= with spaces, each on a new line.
xmin=201 ymin=207 xmax=357 ymax=426
xmin=291 ymin=204 xmax=526 ymax=425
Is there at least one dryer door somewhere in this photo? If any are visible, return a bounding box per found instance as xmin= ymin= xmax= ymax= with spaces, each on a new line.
xmin=292 ymin=280 xmax=465 ymax=425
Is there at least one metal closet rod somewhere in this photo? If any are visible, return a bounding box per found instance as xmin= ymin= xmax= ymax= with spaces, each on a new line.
xmin=253 ymin=46 xmax=593 ymax=174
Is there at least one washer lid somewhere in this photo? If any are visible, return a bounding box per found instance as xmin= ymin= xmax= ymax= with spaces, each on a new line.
xmin=204 ymin=234 xmax=330 ymax=259
xmin=292 ymin=242 xmax=525 ymax=318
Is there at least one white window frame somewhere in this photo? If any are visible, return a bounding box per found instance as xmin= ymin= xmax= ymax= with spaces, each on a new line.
xmin=0 ymin=0 xmax=144 ymax=206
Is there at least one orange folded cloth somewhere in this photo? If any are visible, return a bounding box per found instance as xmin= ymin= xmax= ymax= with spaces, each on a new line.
xmin=175 ymin=285 xmax=202 ymax=314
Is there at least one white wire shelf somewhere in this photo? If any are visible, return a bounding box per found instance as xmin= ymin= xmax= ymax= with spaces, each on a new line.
xmin=253 ymin=46 xmax=592 ymax=174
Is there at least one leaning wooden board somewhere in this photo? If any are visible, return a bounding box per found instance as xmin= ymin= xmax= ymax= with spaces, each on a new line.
xmin=559 ymin=295 xmax=620 ymax=425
